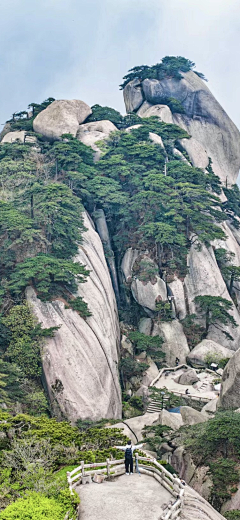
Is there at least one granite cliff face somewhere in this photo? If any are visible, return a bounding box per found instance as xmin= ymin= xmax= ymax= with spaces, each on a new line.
xmin=27 ymin=213 xmax=122 ymax=422
xmin=122 ymin=71 xmax=240 ymax=360
xmin=124 ymin=70 xmax=240 ymax=185
xmin=2 ymin=63 xmax=240 ymax=422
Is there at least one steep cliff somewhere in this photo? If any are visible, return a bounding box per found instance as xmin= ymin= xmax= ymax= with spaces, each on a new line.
xmin=27 ymin=212 xmax=122 ymax=422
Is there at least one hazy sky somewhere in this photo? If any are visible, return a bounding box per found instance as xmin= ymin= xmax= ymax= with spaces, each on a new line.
xmin=1 ymin=0 xmax=240 ymax=129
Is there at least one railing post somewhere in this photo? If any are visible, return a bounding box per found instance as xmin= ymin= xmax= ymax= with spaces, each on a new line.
xmin=107 ymin=458 xmax=110 ymax=477
xmin=67 ymin=471 xmax=73 ymax=495
xmin=81 ymin=460 xmax=85 ymax=477
xmin=135 ymin=452 xmax=139 ymax=474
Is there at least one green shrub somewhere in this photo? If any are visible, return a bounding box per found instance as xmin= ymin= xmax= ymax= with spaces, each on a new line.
xmin=0 ymin=490 xmax=79 ymax=520
xmin=66 ymin=296 xmax=92 ymax=318
xmin=120 ymin=55 xmax=206 ymax=90
xmin=225 ymin=511 xmax=240 ymax=519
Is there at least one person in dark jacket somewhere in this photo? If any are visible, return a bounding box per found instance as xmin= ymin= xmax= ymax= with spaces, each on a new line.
xmin=115 ymin=440 xmax=143 ymax=475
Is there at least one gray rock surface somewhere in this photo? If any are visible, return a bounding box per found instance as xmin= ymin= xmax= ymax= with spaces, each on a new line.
xmin=131 ymin=276 xmax=167 ymax=312
xmin=187 ymin=339 xmax=233 ymax=368
xmin=148 ymin=132 xmax=164 ymax=147
xmin=138 ymin=317 xmax=153 ymax=336
xmin=110 ymin=412 xmax=160 ymax=442
xmin=180 ymin=406 xmax=208 ymax=426
xmin=1 ymin=130 xmax=27 ymax=143
xmin=182 ymin=486 xmax=226 ymax=520
xmin=77 ymin=120 xmax=117 ymax=160
xmin=152 ymin=320 xmax=190 ymax=365
xmin=26 ymin=212 xmax=121 ymax=422
xmin=201 ymin=398 xmax=218 ymax=415
xmin=184 ymin=242 xmax=240 ymax=350
xmin=121 ymin=335 xmax=133 ymax=356
xmin=123 ymin=78 xmax=144 ymax=113
xmin=219 ymin=348 xmax=240 ymax=409
xmin=168 ymin=277 xmax=187 ymax=319
xmin=125 ymin=70 xmax=240 ymax=186
xmin=221 ymin=481 xmax=240 ymax=515
xmin=121 ymin=249 xmax=167 ymax=311
xmin=178 ymin=136 xmax=209 ymax=169
xmin=137 ymin=102 xmax=173 ymax=123
xmin=158 ymin=408 xmax=183 ymax=430
xmin=174 ymin=368 xmax=199 ymax=385
xmin=121 ymin=248 xmax=140 ymax=281
xmin=0 ymin=122 xmax=11 ymax=141
xmin=33 ymin=99 xmax=92 ymax=140
xmin=141 ymin=358 xmax=159 ymax=387
xmin=94 ymin=208 xmax=120 ymax=300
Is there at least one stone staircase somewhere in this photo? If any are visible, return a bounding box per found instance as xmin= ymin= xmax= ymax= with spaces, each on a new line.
xmin=147 ymin=397 xmax=169 ymax=413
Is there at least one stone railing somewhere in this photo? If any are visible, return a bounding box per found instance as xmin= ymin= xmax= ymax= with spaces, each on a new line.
xmin=67 ymin=455 xmax=185 ymax=520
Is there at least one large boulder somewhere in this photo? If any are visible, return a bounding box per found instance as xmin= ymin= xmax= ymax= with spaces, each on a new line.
xmin=219 ymin=348 xmax=240 ymax=409
xmin=121 ymin=248 xmax=140 ymax=281
xmin=33 ymin=100 xmax=92 ymax=140
xmin=121 ymin=249 xmax=167 ymax=312
xmin=77 ymin=120 xmax=117 ymax=160
xmin=26 ymin=212 xmax=121 ymax=422
xmin=168 ymin=277 xmax=187 ymax=319
xmin=174 ymin=368 xmax=199 ymax=385
xmin=180 ymin=406 xmax=208 ymax=426
xmin=178 ymin=137 xmax=209 ymax=170
xmin=1 ymin=130 xmax=37 ymax=145
xmin=138 ymin=317 xmax=153 ymax=336
xmin=137 ymin=101 xmax=173 ymax=123
xmin=187 ymin=339 xmax=234 ymax=368
xmin=158 ymin=408 xmax=183 ymax=430
xmin=141 ymin=358 xmax=159 ymax=387
xmin=123 ymin=78 xmax=144 ymax=113
xmin=201 ymin=398 xmax=218 ymax=415
xmin=109 ymin=412 xmax=160 ymax=442
xmin=152 ymin=320 xmax=190 ymax=365
xmin=131 ymin=276 xmax=167 ymax=312
xmin=125 ymin=70 xmax=240 ymax=186
xmin=184 ymin=242 xmax=240 ymax=350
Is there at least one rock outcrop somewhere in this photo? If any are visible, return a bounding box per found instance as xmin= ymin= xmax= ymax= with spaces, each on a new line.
xmin=124 ymin=70 xmax=240 ymax=186
xmin=27 ymin=212 xmax=121 ymax=422
xmin=110 ymin=412 xmax=160 ymax=442
xmin=185 ymin=242 xmax=240 ymax=350
xmin=174 ymin=368 xmax=199 ymax=385
xmin=1 ymin=130 xmax=36 ymax=144
xmin=77 ymin=120 xmax=117 ymax=160
xmin=33 ymin=100 xmax=92 ymax=140
xmin=180 ymin=406 xmax=208 ymax=426
xmin=158 ymin=408 xmax=183 ymax=430
xmin=219 ymin=348 xmax=240 ymax=409
xmin=123 ymin=78 xmax=144 ymax=113
xmin=152 ymin=320 xmax=190 ymax=365
xmin=187 ymin=339 xmax=234 ymax=368
xmin=121 ymin=249 xmax=167 ymax=312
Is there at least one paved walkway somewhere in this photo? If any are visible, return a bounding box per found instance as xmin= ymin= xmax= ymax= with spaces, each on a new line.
xmin=78 ymin=473 xmax=172 ymax=520
xmin=154 ymin=367 xmax=218 ymax=400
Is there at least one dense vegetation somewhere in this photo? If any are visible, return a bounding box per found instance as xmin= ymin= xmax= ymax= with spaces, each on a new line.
xmin=180 ymin=412 xmax=240 ymax=511
xmin=0 ymin=411 xmax=127 ymax=516
xmin=1 ymin=67 xmax=240 ymax=516
xmin=1 ymin=100 xmax=239 ymax=414
xmin=120 ymin=55 xmax=207 ymax=90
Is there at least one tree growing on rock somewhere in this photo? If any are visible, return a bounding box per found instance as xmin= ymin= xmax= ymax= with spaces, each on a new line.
xmin=128 ymin=331 xmax=165 ymax=366
xmin=194 ymin=295 xmax=238 ymax=340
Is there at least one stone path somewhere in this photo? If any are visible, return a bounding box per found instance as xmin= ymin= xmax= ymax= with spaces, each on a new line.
xmin=78 ymin=473 xmax=172 ymax=520
xmin=154 ymin=367 xmax=218 ymax=400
